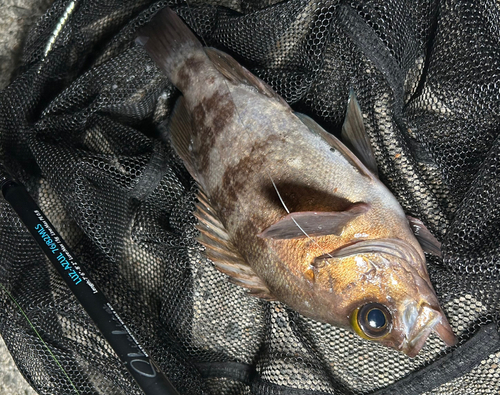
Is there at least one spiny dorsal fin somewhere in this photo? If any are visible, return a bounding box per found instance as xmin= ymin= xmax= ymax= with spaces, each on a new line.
xmin=205 ymin=47 xmax=289 ymax=108
xmin=194 ymin=190 xmax=275 ymax=300
xmin=295 ymin=112 xmax=373 ymax=179
xmin=257 ymin=203 xmax=370 ymax=240
xmin=168 ymin=96 xmax=200 ymax=182
xmin=406 ymin=216 xmax=442 ymax=257
xmin=341 ymin=90 xmax=379 ymax=177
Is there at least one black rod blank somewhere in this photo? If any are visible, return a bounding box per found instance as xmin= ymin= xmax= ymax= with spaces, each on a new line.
xmin=0 ymin=172 xmax=180 ymax=395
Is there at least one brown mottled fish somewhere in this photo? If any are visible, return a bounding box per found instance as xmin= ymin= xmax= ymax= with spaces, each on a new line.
xmin=136 ymin=7 xmax=457 ymax=357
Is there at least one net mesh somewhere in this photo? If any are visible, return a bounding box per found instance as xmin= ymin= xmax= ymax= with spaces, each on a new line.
xmin=0 ymin=0 xmax=499 ymax=394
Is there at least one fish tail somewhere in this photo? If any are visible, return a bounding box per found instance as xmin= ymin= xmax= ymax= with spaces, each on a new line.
xmin=136 ymin=7 xmax=205 ymax=88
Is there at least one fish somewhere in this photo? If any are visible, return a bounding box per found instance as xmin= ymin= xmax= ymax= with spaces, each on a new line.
xmin=136 ymin=7 xmax=457 ymax=357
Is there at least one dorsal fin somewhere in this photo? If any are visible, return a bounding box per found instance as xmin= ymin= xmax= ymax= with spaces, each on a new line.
xmin=194 ymin=190 xmax=275 ymax=301
xmin=341 ymin=90 xmax=379 ymax=177
xmin=257 ymin=203 xmax=370 ymax=240
xmin=406 ymin=216 xmax=442 ymax=257
xmin=295 ymin=112 xmax=373 ymax=179
xmin=205 ymin=47 xmax=289 ymax=108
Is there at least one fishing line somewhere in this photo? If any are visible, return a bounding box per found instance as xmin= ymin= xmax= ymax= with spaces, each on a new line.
xmin=0 ymin=282 xmax=80 ymax=394
xmin=270 ymin=178 xmax=335 ymax=259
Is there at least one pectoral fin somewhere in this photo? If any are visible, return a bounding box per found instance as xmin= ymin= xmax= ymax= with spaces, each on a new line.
xmin=341 ymin=90 xmax=379 ymax=177
xmin=195 ymin=191 xmax=275 ymax=300
xmin=258 ymin=203 xmax=370 ymax=240
xmin=406 ymin=216 xmax=442 ymax=257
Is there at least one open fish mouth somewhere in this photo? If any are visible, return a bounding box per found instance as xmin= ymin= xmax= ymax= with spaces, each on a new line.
xmin=399 ymin=302 xmax=457 ymax=357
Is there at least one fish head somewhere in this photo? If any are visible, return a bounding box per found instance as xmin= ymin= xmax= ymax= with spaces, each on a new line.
xmin=346 ymin=283 xmax=457 ymax=357
xmin=312 ymin=238 xmax=457 ymax=357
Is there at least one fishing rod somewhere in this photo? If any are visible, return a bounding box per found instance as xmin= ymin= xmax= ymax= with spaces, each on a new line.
xmin=0 ymin=167 xmax=180 ymax=395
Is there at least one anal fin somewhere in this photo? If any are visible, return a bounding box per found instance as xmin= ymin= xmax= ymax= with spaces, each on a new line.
xmin=194 ymin=190 xmax=275 ymax=300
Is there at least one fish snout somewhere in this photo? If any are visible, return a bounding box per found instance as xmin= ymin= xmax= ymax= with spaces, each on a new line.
xmin=398 ymin=302 xmax=448 ymax=357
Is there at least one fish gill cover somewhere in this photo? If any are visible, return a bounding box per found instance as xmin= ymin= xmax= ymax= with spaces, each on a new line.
xmin=0 ymin=0 xmax=499 ymax=394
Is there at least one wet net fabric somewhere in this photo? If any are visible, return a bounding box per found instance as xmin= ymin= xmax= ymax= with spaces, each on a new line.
xmin=0 ymin=0 xmax=499 ymax=394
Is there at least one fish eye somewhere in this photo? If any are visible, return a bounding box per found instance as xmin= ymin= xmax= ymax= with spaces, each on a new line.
xmin=351 ymin=303 xmax=392 ymax=339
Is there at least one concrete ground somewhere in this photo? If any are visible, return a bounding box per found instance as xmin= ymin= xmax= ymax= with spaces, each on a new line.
xmin=0 ymin=337 xmax=36 ymax=395
xmin=1 ymin=1 xmax=55 ymax=394
xmin=0 ymin=0 xmax=54 ymax=89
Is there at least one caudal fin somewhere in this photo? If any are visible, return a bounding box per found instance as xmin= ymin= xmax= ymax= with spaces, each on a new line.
xmin=136 ymin=7 xmax=204 ymax=84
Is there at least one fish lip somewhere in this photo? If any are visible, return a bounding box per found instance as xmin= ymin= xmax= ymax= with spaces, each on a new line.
xmin=400 ymin=324 xmax=437 ymax=358
xmin=398 ymin=302 xmax=442 ymax=357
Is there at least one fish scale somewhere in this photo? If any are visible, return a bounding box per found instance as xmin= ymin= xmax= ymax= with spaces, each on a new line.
xmin=136 ymin=6 xmax=456 ymax=357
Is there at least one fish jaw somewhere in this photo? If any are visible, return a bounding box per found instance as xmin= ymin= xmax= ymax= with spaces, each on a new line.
xmin=396 ymin=301 xmax=456 ymax=357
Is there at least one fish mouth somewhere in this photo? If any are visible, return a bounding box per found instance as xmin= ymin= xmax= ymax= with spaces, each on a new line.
xmin=399 ymin=302 xmax=457 ymax=358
